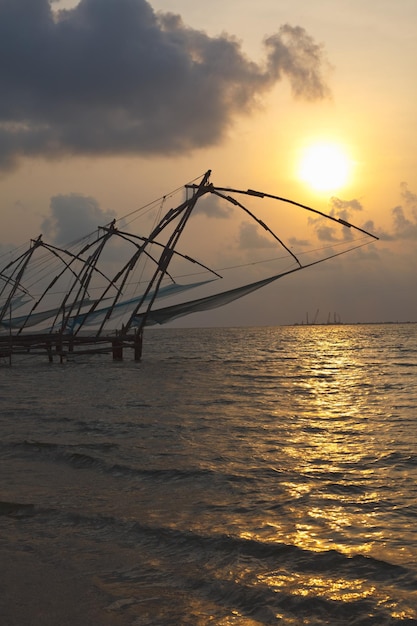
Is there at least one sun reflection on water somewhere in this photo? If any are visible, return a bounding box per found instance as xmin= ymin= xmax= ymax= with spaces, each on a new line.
xmin=258 ymin=569 xmax=417 ymax=620
xmin=258 ymin=570 xmax=377 ymax=603
xmin=225 ymin=326 xmax=417 ymax=619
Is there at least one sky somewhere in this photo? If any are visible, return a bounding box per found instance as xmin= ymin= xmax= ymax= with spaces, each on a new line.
xmin=1 ymin=0 xmax=417 ymax=326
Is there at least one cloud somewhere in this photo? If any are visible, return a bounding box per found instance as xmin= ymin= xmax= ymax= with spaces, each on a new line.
xmin=238 ymin=221 xmax=277 ymax=249
xmin=371 ymin=182 xmax=417 ymax=242
xmin=264 ymin=25 xmax=331 ymax=101
xmin=390 ymin=183 xmax=417 ymax=240
xmin=41 ymin=193 xmax=115 ymax=243
xmin=329 ymin=197 xmax=363 ymax=215
xmin=192 ymin=194 xmax=232 ymax=219
xmin=0 ymin=0 xmax=330 ymax=170
xmin=306 ymin=183 xmax=417 ymax=244
xmin=308 ymin=197 xmax=363 ymax=243
xmin=288 ymin=236 xmax=310 ymax=247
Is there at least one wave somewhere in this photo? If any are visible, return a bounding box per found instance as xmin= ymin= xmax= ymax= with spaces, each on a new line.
xmin=2 ymin=501 xmax=417 ymax=624
xmin=0 ymin=500 xmax=37 ymax=518
xmin=3 ymin=440 xmax=240 ymax=484
xmin=371 ymin=451 xmax=417 ymax=469
xmin=3 ymin=499 xmax=417 ymax=588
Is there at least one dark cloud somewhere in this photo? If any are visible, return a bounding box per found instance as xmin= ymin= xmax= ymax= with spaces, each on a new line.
xmin=41 ymin=193 xmax=115 ymax=243
xmin=0 ymin=0 xmax=330 ymax=170
xmin=264 ymin=25 xmax=331 ymax=101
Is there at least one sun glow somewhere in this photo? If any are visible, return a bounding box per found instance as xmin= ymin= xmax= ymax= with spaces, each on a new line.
xmin=298 ymin=142 xmax=352 ymax=192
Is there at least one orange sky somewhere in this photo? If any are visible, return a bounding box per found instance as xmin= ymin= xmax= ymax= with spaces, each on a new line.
xmin=1 ymin=0 xmax=416 ymax=325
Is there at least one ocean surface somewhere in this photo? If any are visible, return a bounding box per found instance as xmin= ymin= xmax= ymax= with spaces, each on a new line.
xmin=1 ymin=324 xmax=417 ymax=625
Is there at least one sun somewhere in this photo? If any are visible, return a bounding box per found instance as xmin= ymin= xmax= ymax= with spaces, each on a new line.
xmin=298 ymin=142 xmax=352 ymax=192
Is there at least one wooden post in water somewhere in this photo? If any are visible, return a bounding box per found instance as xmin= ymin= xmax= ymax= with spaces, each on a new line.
xmin=134 ymin=328 xmax=143 ymax=361
xmin=55 ymin=337 xmax=65 ymax=363
xmin=112 ymin=332 xmax=123 ymax=361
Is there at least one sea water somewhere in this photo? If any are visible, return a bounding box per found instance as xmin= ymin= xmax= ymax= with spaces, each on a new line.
xmin=1 ymin=324 xmax=417 ymax=625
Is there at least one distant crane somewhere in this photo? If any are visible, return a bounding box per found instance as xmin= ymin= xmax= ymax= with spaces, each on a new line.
xmin=326 ymin=312 xmax=341 ymax=324
xmin=305 ymin=309 xmax=319 ymax=324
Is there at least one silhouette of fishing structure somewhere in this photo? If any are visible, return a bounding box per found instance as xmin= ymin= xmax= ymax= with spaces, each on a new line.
xmin=0 ymin=170 xmax=378 ymax=363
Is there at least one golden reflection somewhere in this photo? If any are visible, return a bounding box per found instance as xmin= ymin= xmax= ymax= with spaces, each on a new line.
xmin=291 ymin=333 xmax=375 ymax=425
xmin=257 ymin=571 xmax=417 ymax=619
xmin=235 ymin=528 xmax=417 ymax=621
xmin=213 ymin=614 xmax=261 ymax=625
xmin=229 ymin=327 xmax=417 ymax=623
xmin=281 ymin=482 xmax=312 ymax=499
xmin=276 ymin=504 xmax=386 ymax=558
xmin=265 ymin=330 xmax=391 ymax=561
xmin=258 ymin=570 xmax=376 ymax=602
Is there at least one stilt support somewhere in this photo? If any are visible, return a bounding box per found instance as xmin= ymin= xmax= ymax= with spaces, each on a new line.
xmin=112 ymin=334 xmax=123 ymax=361
xmin=134 ymin=328 xmax=143 ymax=361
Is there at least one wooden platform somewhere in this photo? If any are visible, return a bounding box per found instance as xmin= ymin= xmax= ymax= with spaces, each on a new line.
xmin=0 ymin=330 xmax=143 ymax=363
